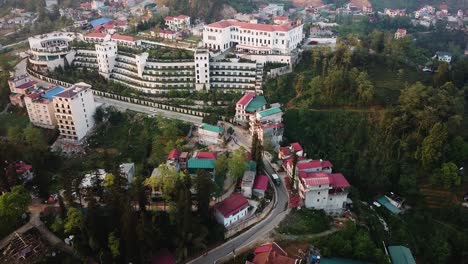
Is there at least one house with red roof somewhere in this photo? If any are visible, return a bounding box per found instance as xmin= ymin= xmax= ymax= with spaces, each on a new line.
xmin=110 ymin=34 xmax=141 ymax=47
xmin=298 ymin=171 xmax=350 ymax=213
xmin=154 ymin=29 xmax=177 ymax=41
xmin=8 ymin=75 xmax=37 ymax=107
xmin=166 ymin=149 xmax=181 ymax=167
xmin=278 ymin=142 xmax=304 ymax=160
xmin=384 ymin=8 xmax=406 ymax=17
xmin=273 ymin=15 xmax=289 ymax=25
xmin=84 ymin=32 xmax=108 ymax=43
xmin=253 ymin=175 xmax=269 ymax=197
xmin=165 ymin=15 xmax=191 ymax=31
xmin=214 ymin=193 xmax=250 ymax=227
xmin=247 ymin=242 xmax=301 ymax=264
xmin=284 ymin=159 xmax=333 ymax=179
xmin=235 ymin=92 xmax=268 ymax=124
xmin=394 ymin=28 xmax=407 ymax=39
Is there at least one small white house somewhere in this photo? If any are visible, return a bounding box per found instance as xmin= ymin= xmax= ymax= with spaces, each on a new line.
xmin=198 ymin=123 xmax=224 ymax=146
xmin=241 ymin=171 xmax=255 ymax=198
xmin=434 ymin=51 xmax=452 ymax=63
xmin=214 ymin=193 xmax=250 ymax=227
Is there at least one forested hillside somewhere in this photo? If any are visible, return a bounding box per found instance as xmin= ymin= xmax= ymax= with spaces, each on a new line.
xmin=155 ymin=0 xmax=255 ymax=21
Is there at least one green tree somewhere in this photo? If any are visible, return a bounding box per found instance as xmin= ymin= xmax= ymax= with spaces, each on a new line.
xmin=108 ymin=231 xmax=120 ymax=259
xmin=194 ymin=169 xmax=213 ymax=220
xmin=228 ymin=147 xmax=247 ymax=180
xmin=214 ymin=154 xmax=228 ymax=193
xmin=0 ymin=185 xmax=31 ymax=237
xmin=7 ymin=126 xmax=23 ymax=143
xmin=431 ymin=162 xmax=461 ymax=188
xmin=23 ymin=125 xmax=47 ymax=151
xmin=433 ymin=63 xmax=449 ymax=87
xmin=417 ymin=123 xmax=448 ymax=170
xmin=64 ymin=207 xmax=84 ymax=234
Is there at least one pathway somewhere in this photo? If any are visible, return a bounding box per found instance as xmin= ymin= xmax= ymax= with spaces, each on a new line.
xmin=0 ymin=198 xmax=73 ymax=254
xmin=273 ymin=227 xmax=338 ymax=241
xmin=0 ymin=103 xmax=10 ymax=115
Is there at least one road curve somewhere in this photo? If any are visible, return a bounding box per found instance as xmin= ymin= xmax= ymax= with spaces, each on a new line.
xmin=187 ymin=158 xmax=289 ymax=264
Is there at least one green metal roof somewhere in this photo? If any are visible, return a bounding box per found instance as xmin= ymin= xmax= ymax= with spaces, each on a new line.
xmin=258 ymin=107 xmax=282 ymax=118
xmin=188 ymin=158 xmax=215 ymax=169
xmin=245 ymin=96 xmax=267 ymax=112
xmin=200 ymin=123 xmax=223 ymax=133
xmin=388 ymin=246 xmax=416 ymax=264
xmin=377 ymin=196 xmax=401 ymax=214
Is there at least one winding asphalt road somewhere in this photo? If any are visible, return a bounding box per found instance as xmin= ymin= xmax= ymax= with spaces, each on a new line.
xmin=188 ymin=158 xmax=289 ymax=264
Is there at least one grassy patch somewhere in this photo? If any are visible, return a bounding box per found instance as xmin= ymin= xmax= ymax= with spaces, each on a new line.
xmin=368 ymin=62 xmax=431 ymax=105
xmin=278 ymin=209 xmax=331 ymax=235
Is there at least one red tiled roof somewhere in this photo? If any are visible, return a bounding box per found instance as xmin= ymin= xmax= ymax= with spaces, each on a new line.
xmin=279 ymin=147 xmax=291 ymax=156
xmin=165 ymin=16 xmax=174 ymax=21
xmin=176 ymin=15 xmax=189 ymax=19
xmin=290 ymin=142 xmax=302 ymax=152
xmin=274 ymin=15 xmax=288 ymax=20
xmin=299 ymin=171 xmax=350 ymax=189
xmin=16 ymin=81 xmax=36 ymax=89
xmin=15 ymin=162 xmax=32 ymax=174
xmin=214 ymin=193 xmax=249 ymax=218
xmin=237 ymin=92 xmax=255 ymax=107
xmin=111 ymin=34 xmax=137 ymax=42
xmin=206 ymin=20 xmax=298 ymax=32
xmin=329 ymin=173 xmax=351 ymax=188
xmin=396 ymin=28 xmax=406 ymax=33
xmin=252 ymin=243 xmax=297 ymax=264
xmin=296 ymin=160 xmax=333 ymax=170
xmin=159 ymin=29 xmax=176 ymax=34
xmin=167 ymin=149 xmax=181 ymax=160
xmin=253 ymin=175 xmax=268 ymax=191
xmin=195 ymin=151 xmax=217 ymax=159
xmin=85 ymin=32 xmax=106 ymax=38
xmin=301 ymin=174 xmax=330 ymax=187
xmin=115 ymin=20 xmax=127 ymax=26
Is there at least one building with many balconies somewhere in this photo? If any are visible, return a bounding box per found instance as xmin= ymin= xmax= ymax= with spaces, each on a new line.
xmin=25 ymin=86 xmax=65 ymax=129
xmin=249 ymin=106 xmax=284 ymax=148
xmin=164 ymin=15 xmax=191 ymax=31
xmin=27 ymin=32 xmax=267 ymax=95
xmin=52 ymin=82 xmax=96 ymax=141
xmin=28 ymin=32 xmax=77 ymax=72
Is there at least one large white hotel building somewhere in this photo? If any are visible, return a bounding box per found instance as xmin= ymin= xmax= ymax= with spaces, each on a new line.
xmin=202 ymin=20 xmax=303 ymax=55
xmin=27 ymin=20 xmax=304 ymax=95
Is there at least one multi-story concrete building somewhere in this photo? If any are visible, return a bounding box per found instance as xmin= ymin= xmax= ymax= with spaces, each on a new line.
xmin=298 ymin=171 xmax=350 ymax=214
xmin=394 ymin=28 xmax=407 ymax=39
xmin=235 ymin=92 xmax=267 ymax=124
xmin=28 ymin=32 xmax=77 ymax=72
xmin=53 ymin=82 xmax=96 ymax=141
xmin=8 ymin=75 xmax=37 ymax=107
xmin=27 ymin=32 xmax=266 ymax=95
xmin=202 ymin=20 xmax=303 ymax=55
xmin=25 ymin=86 xmax=65 ymax=129
xmin=249 ymin=106 xmax=284 ymax=147
xmin=164 ymin=15 xmax=191 ymax=31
